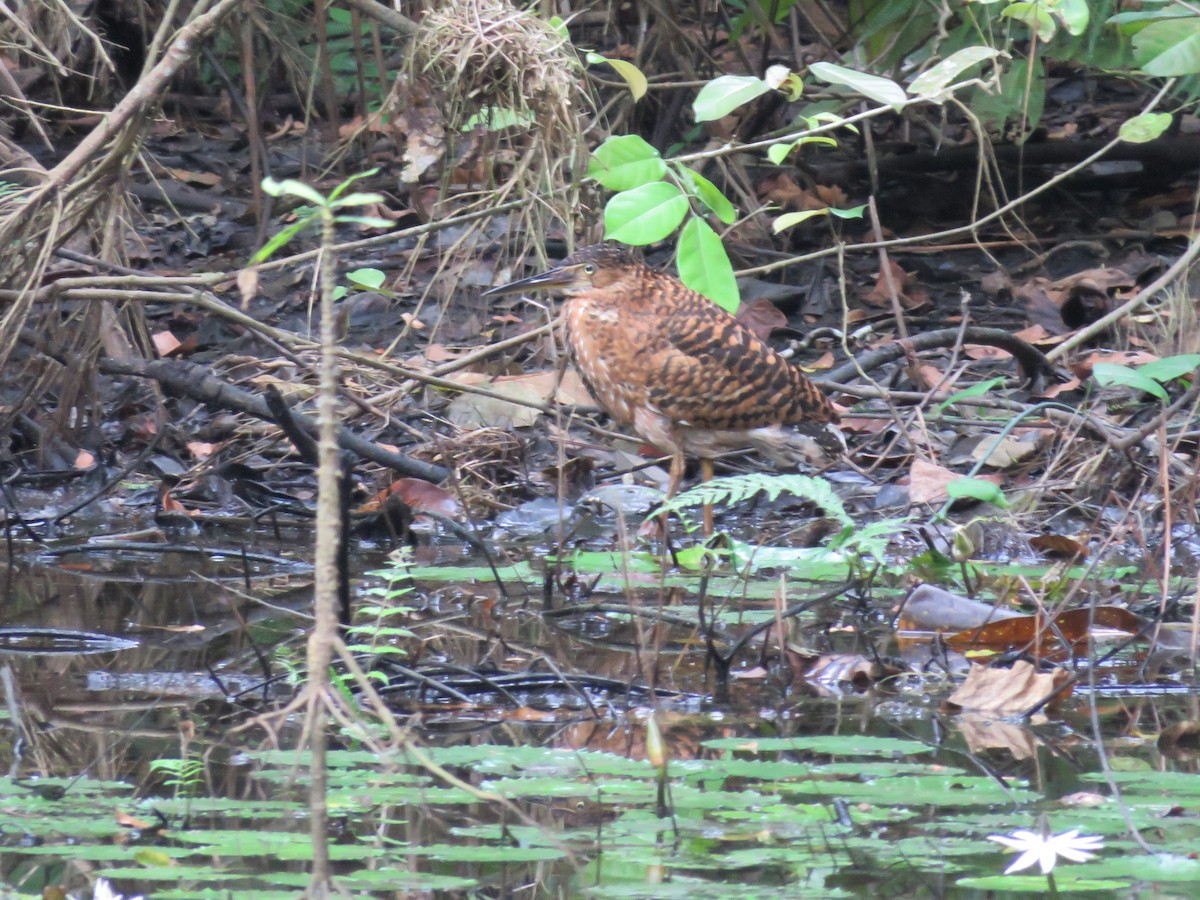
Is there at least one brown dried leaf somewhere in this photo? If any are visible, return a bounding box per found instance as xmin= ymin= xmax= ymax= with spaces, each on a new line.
xmin=907 ymin=459 xmax=999 ymax=505
xmin=1030 ymin=534 xmax=1088 ymax=559
xmin=948 ymin=660 xmax=1072 ymax=714
xmin=945 ymin=606 xmax=1142 ymax=651
xmin=955 ymin=714 xmax=1039 ymax=759
xmin=735 ymin=298 xmax=787 ymax=340
xmin=237 ymin=267 xmax=259 ymax=308
xmin=152 ymin=330 xmax=182 ymax=357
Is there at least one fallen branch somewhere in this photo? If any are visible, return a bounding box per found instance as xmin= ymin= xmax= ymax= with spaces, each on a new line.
xmin=93 ymin=355 xmax=449 ymax=482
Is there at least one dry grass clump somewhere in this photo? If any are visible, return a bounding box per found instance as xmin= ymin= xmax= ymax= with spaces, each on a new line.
xmin=409 ymin=0 xmax=592 ymax=268
xmin=413 ymin=0 xmax=582 ymax=163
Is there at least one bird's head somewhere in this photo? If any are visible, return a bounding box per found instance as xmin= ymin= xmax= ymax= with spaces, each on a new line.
xmin=483 ymin=242 xmax=643 ymax=298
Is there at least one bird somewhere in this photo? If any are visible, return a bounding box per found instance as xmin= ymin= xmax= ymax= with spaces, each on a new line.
xmin=483 ymin=242 xmax=843 ymax=508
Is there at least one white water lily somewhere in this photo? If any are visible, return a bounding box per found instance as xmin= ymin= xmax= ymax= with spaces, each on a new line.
xmin=988 ymin=828 xmax=1104 ymax=874
xmin=91 ymin=879 xmax=144 ymax=900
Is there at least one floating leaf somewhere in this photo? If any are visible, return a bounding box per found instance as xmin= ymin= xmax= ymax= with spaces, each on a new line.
xmin=588 ymin=134 xmax=667 ymax=191
xmin=909 ymin=46 xmax=1002 ymax=97
xmin=693 ymin=74 xmax=771 ymax=121
xmin=603 ymin=181 xmax=689 ymax=244
xmin=808 ymin=62 xmax=907 ymax=107
xmin=677 ymin=217 xmax=739 ymax=312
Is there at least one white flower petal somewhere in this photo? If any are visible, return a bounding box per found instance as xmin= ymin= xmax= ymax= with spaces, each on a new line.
xmin=1005 ymin=848 xmax=1041 ymax=874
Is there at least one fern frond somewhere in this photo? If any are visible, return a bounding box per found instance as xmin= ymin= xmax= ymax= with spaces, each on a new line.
xmin=653 ymin=473 xmax=851 ymax=528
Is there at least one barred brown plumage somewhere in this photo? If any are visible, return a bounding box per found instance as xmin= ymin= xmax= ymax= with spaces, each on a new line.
xmin=483 ymin=242 xmax=843 ymax=499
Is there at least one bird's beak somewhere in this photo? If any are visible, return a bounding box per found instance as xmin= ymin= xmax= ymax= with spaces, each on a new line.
xmin=481 ymin=265 xmax=572 ymax=298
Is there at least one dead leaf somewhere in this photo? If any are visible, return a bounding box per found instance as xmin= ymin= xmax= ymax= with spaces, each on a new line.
xmin=862 ymin=259 xmax=929 ymax=310
xmin=963 ymin=343 xmax=1012 ymax=361
xmin=388 ymin=478 xmax=462 ymax=518
xmin=237 ymin=267 xmax=258 ymax=309
xmin=955 ymin=714 xmax=1039 ymax=759
xmin=950 ymin=434 xmax=1038 ymax=469
xmin=814 ymin=183 xmax=849 ymax=207
xmin=802 ymin=652 xmax=880 ymax=691
xmin=152 ymin=330 xmax=182 ymax=357
xmin=979 ymin=269 xmax=1013 ymax=297
xmin=908 ymin=459 xmax=1001 ymax=505
xmin=948 ymin=660 xmax=1072 ymax=714
xmin=187 ymin=441 xmax=219 ymax=460
xmin=1012 ymin=323 xmax=1052 ymax=344
xmin=116 ymin=811 xmax=154 ymax=828
xmin=396 ymin=106 xmax=446 ymax=183
xmin=1035 ymin=376 xmax=1081 ymax=399
xmin=1069 ymin=350 xmax=1160 ymax=380
xmin=1030 ymin=534 xmax=1088 ymax=559
xmin=898 ymin=583 xmax=1022 ymax=632
xmin=945 ymin=606 xmax=1142 ymax=652
xmin=165 ymin=167 xmax=222 ymax=187
xmin=758 ymin=173 xmax=823 ymax=211
xmin=735 ymin=298 xmax=787 ymax=340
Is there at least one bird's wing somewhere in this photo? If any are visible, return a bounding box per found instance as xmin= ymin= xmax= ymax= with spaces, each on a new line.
xmin=645 ymin=288 xmax=836 ymax=431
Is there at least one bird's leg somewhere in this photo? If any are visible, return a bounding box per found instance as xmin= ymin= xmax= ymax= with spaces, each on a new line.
xmin=653 ymin=450 xmax=688 ymax=558
xmin=701 ymin=457 xmax=714 ymax=536
xmin=667 ymin=450 xmax=686 ymax=499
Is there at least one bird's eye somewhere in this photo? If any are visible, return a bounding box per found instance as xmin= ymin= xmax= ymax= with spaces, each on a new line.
xmin=583 ymin=263 xmax=596 ymax=275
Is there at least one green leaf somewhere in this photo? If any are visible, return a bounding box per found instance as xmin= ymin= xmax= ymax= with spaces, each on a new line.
xmin=945 ymin=477 xmax=1009 ymax=508
xmin=1119 ymin=112 xmax=1173 ymax=143
xmin=909 ymin=46 xmax=1002 ymax=97
xmin=347 ymin=268 xmax=386 ymax=290
xmin=335 ymin=215 xmax=392 ymax=228
xmin=1003 ymin=2 xmax=1058 ymax=41
xmin=767 ymin=136 xmax=839 ymax=164
xmin=656 ymin=473 xmax=851 ymax=528
xmin=1136 ymin=353 xmax=1200 ymax=383
xmin=262 ymin=177 xmax=326 ymax=207
xmin=1135 ymin=19 xmax=1200 ymax=75
xmin=808 ymin=62 xmax=907 ymax=108
xmin=603 ymin=182 xmax=689 ymax=244
xmin=1054 ymin=0 xmax=1090 ymax=34
xmin=681 ymin=169 xmax=737 ymax=224
xmin=935 ymin=377 xmax=1007 ymax=412
xmin=329 ymin=191 xmax=383 ymax=207
xmin=828 ymin=204 xmax=867 ymax=219
xmin=693 ymin=74 xmax=771 ymax=121
xmin=249 ymin=218 xmax=311 ymax=264
xmin=677 ymin=217 xmax=740 ymax=312
xmin=773 ymin=209 xmax=830 ymax=232
xmin=587 ymin=53 xmax=648 ymax=101
xmin=587 ymin=135 xmax=667 ymax=191
xmin=1091 ymin=362 xmax=1169 ymax=400
xmin=767 ymin=143 xmax=793 ymax=165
